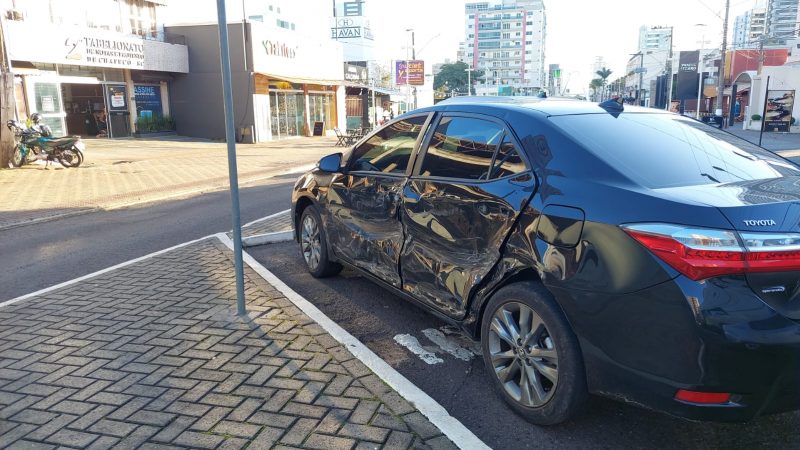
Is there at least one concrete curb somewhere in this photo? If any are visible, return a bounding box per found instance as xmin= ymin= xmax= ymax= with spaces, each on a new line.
xmin=242 ymin=230 xmax=294 ymax=247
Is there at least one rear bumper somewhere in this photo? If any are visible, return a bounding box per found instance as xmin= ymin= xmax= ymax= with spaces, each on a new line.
xmin=555 ymin=275 xmax=800 ymax=422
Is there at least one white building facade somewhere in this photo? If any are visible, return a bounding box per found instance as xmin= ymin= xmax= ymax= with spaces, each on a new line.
xmin=1 ymin=0 xmax=188 ymax=138
xmin=461 ymin=0 xmax=546 ymax=96
xmin=767 ymin=0 xmax=800 ymax=45
xmin=637 ymin=25 xmax=672 ymax=52
xmin=733 ymin=7 xmax=767 ymax=48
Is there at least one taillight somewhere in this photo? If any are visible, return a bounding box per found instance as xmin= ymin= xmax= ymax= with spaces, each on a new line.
xmin=622 ymin=224 xmax=800 ymax=281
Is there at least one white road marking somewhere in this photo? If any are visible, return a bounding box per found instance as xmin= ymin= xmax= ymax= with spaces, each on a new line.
xmin=393 ymin=334 xmax=445 ymax=365
xmin=422 ymin=328 xmax=477 ymax=362
xmin=220 ymin=234 xmax=489 ymax=449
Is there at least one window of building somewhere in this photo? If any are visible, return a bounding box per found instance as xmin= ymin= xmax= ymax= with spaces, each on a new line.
xmin=350 ymin=115 xmax=428 ymax=174
xmin=419 ymin=116 xmax=503 ymax=180
xmin=526 ymin=41 xmax=533 ymax=44
xmin=526 ymin=31 xmax=533 ymax=35
xmin=515 ymin=32 xmax=521 ymax=36
xmin=502 ymin=23 xmax=510 ymax=29
xmin=469 ymin=14 xmax=475 ymax=18
xmin=526 ymin=21 xmax=533 ymax=25
xmin=502 ymin=32 xmax=510 ymax=39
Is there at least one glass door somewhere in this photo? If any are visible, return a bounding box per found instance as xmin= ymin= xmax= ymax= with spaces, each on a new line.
xmin=28 ymin=80 xmax=66 ymax=136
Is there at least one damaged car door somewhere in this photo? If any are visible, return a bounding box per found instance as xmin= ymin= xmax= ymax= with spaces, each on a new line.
xmin=326 ymin=114 xmax=431 ymax=287
xmin=400 ymin=113 xmax=536 ymax=318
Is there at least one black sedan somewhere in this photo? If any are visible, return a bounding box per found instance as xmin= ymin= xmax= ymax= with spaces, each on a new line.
xmin=291 ymin=96 xmax=800 ymax=425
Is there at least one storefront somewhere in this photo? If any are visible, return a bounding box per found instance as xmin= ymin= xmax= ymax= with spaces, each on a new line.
xmin=167 ymin=22 xmax=345 ymax=142
xmin=4 ymin=20 xmax=188 ymax=138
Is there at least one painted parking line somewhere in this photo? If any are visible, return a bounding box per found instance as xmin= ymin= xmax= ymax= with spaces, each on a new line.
xmin=241 ymin=208 xmax=290 ymax=228
xmin=217 ymin=233 xmax=491 ymax=450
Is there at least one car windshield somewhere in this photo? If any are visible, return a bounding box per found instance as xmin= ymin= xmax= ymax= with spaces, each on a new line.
xmin=549 ymin=113 xmax=800 ymax=189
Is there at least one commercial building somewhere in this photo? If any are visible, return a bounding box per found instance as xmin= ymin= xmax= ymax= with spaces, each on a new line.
xmin=461 ymin=0 xmax=546 ymax=96
xmin=625 ymin=49 xmax=670 ymax=107
xmin=166 ymin=21 xmax=346 ymax=142
xmin=1 ymin=0 xmax=188 ymax=138
xmin=733 ymin=7 xmax=767 ymax=48
xmin=637 ymin=25 xmax=672 ymax=52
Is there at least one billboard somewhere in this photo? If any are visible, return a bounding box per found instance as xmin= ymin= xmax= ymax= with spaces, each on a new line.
xmin=764 ymin=90 xmax=795 ymax=133
xmin=395 ymin=60 xmax=424 ymax=86
xmin=676 ymin=51 xmax=699 ymax=101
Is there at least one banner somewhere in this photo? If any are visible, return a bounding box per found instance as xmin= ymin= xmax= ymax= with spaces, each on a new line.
xmin=134 ymin=85 xmax=163 ymax=118
xmin=764 ymin=90 xmax=795 ymax=132
xmin=676 ymin=51 xmax=699 ymax=101
xmin=395 ymin=60 xmax=424 ymax=86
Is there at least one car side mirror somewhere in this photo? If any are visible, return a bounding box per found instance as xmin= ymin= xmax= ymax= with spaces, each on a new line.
xmin=318 ymin=152 xmax=343 ymax=173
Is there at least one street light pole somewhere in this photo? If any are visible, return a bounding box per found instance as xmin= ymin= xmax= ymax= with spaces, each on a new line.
xmin=465 ymin=67 xmax=474 ymax=95
xmin=695 ymin=24 xmax=707 ymax=120
xmin=716 ymin=0 xmax=731 ymax=118
xmin=405 ymin=28 xmax=416 ymax=110
xmin=215 ymin=0 xmax=246 ymax=315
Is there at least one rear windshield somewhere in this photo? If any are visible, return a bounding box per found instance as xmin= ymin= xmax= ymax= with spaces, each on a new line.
xmin=549 ymin=113 xmax=800 ymax=188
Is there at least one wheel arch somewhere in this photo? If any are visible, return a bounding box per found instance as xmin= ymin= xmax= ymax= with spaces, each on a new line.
xmin=293 ymin=195 xmax=316 ymax=242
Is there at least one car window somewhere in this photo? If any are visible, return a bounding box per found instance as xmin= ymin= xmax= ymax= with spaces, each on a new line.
xmin=350 ymin=115 xmax=428 ymax=174
xmin=491 ymin=134 xmax=527 ymax=179
xmin=549 ymin=113 xmax=800 ymax=189
xmin=419 ymin=116 xmax=503 ymax=180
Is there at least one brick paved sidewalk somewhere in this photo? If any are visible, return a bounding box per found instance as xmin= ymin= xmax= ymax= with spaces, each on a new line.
xmin=0 ymin=238 xmax=458 ymax=449
xmin=0 ymin=136 xmax=337 ymax=230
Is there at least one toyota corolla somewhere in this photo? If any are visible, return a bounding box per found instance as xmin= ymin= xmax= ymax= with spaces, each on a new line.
xmin=290 ymin=97 xmax=800 ymax=425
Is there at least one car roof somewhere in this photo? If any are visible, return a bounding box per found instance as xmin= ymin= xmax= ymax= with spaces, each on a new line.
xmin=426 ymin=96 xmax=670 ymax=117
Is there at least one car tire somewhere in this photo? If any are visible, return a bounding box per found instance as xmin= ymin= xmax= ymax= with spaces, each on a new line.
xmin=299 ymin=206 xmax=342 ymax=278
xmin=480 ymin=281 xmax=588 ymax=425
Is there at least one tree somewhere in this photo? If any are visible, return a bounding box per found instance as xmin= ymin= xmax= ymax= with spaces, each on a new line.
xmin=595 ymin=67 xmax=612 ymax=101
xmin=0 ymin=18 xmax=14 ymax=168
xmin=589 ymin=79 xmax=604 ymax=102
xmin=433 ymin=61 xmax=484 ymax=95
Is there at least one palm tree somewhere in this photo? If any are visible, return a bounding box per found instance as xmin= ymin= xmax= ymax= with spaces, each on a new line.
xmin=595 ymin=67 xmax=613 ymax=101
xmin=589 ymin=79 xmax=604 ymax=102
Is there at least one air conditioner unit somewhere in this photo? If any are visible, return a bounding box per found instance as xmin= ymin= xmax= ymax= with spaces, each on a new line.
xmin=5 ymin=9 xmax=24 ymax=21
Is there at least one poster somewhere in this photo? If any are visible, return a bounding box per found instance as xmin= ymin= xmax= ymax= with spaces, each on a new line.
xmin=105 ymin=85 xmax=128 ymax=112
xmin=676 ymin=51 xmax=699 ymax=101
xmin=41 ymin=96 xmax=55 ymax=113
xmin=764 ymin=90 xmax=794 ymax=133
xmin=395 ymin=60 xmax=424 ymax=86
xmin=134 ymin=85 xmax=163 ymax=118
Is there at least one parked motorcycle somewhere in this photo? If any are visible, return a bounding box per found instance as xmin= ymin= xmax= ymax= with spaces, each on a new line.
xmin=6 ymin=113 xmax=85 ymax=168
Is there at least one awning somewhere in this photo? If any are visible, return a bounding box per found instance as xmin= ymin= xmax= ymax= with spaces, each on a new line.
xmin=258 ymin=73 xmax=348 ymax=86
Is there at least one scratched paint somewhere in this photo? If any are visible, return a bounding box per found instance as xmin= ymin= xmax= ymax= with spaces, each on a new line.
xmin=393 ymin=334 xmax=444 ymax=365
xmin=422 ymin=328 xmax=477 ymax=361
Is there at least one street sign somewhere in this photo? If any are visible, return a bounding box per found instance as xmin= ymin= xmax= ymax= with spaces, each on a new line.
xmin=634 ymin=67 xmax=647 ymax=74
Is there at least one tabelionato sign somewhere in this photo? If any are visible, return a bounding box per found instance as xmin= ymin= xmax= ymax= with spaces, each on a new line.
xmin=6 ymin=22 xmax=145 ymax=69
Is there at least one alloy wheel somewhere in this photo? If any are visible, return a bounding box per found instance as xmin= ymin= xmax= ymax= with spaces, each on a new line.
xmin=488 ymin=301 xmax=559 ymax=407
xmin=301 ymin=214 xmax=322 ymax=271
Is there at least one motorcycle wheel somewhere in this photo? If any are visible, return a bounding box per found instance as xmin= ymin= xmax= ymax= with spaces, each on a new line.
xmin=58 ymin=148 xmax=83 ymax=168
xmin=10 ymin=144 xmax=25 ymax=167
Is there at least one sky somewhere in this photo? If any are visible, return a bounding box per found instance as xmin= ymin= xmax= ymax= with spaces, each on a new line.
xmin=163 ymin=0 xmax=762 ymax=95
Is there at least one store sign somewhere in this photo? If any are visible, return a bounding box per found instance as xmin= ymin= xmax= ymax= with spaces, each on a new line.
xmin=395 ymin=60 xmax=424 ymax=86
xmin=262 ymin=40 xmax=297 ymax=59
xmin=676 ymin=51 xmax=699 ymax=101
xmin=764 ymin=90 xmax=795 ymax=133
xmin=330 ymin=17 xmax=374 ymax=40
xmin=344 ymin=63 xmax=367 ymax=83
xmin=5 ymin=22 xmax=145 ymax=70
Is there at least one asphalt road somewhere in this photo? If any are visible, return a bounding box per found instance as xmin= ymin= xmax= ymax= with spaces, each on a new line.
xmin=0 ymin=174 xmax=296 ymax=302
xmin=249 ymin=240 xmax=800 ymax=450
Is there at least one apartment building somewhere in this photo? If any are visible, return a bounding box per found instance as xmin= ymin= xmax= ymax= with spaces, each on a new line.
xmin=461 ymin=0 xmax=546 ymax=96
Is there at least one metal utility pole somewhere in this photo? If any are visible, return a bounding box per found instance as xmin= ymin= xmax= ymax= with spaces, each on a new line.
xmin=215 ymin=0 xmax=247 ymax=315
xmin=759 ymin=75 xmax=770 ymax=146
xmin=715 ymin=0 xmax=730 ymax=118
xmin=409 ymin=30 xmax=417 ymax=110
xmin=665 ymin=27 xmax=674 ymax=110
xmin=696 ymin=26 xmax=707 ymax=120
xmin=637 ymin=53 xmax=644 ymax=106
